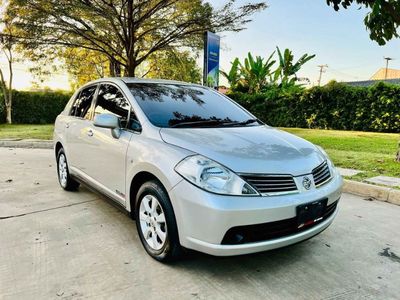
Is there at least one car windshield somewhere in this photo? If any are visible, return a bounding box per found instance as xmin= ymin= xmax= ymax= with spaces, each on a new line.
xmin=127 ymin=83 xmax=260 ymax=128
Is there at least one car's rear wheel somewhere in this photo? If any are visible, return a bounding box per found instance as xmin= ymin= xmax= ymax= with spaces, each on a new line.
xmin=135 ymin=180 xmax=182 ymax=262
xmin=57 ymin=148 xmax=80 ymax=191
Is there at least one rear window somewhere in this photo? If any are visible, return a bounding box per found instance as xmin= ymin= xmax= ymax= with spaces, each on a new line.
xmin=127 ymin=83 xmax=253 ymax=128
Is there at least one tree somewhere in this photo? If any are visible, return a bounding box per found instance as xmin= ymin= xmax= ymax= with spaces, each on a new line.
xmin=326 ymin=0 xmax=400 ymax=45
xmin=0 ymin=16 xmax=16 ymax=124
xmin=6 ymin=0 xmax=266 ymax=77
xmin=145 ymin=49 xmax=201 ymax=83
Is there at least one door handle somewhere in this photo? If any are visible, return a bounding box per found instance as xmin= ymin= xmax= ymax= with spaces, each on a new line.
xmin=65 ymin=123 xmax=69 ymax=128
xmin=87 ymin=129 xmax=94 ymax=137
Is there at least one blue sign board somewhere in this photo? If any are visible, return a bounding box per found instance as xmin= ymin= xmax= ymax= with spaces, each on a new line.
xmin=203 ymin=31 xmax=220 ymax=88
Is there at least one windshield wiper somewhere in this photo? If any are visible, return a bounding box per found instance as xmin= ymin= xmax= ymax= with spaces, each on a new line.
xmin=222 ymin=118 xmax=261 ymax=127
xmin=170 ymin=118 xmax=262 ymax=128
xmin=170 ymin=119 xmax=228 ymax=128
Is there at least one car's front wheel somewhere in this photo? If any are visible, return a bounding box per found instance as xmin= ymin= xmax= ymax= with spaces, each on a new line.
xmin=57 ymin=148 xmax=80 ymax=191
xmin=135 ymin=180 xmax=182 ymax=262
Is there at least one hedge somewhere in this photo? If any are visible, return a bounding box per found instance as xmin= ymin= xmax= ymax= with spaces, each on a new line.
xmin=0 ymin=91 xmax=71 ymax=124
xmin=0 ymin=82 xmax=399 ymax=133
xmin=228 ymin=81 xmax=400 ymax=133
xmin=0 ymin=95 xmax=5 ymax=123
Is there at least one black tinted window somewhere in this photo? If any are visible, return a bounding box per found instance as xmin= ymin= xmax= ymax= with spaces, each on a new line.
xmin=94 ymin=84 xmax=131 ymax=127
xmin=70 ymin=85 xmax=97 ymax=119
xmin=128 ymin=83 xmax=253 ymax=128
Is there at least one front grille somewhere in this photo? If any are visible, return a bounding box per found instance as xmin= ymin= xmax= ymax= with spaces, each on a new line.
xmin=221 ymin=200 xmax=339 ymax=245
xmin=312 ymin=161 xmax=331 ymax=186
xmin=241 ymin=174 xmax=297 ymax=194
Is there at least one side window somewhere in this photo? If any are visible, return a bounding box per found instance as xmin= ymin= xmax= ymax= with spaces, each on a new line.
xmin=70 ymin=85 xmax=97 ymax=119
xmin=94 ymin=84 xmax=130 ymax=128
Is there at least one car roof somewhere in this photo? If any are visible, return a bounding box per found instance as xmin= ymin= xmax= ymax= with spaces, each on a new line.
xmin=120 ymin=77 xmax=195 ymax=85
xmin=84 ymin=77 xmax=201 ymax=87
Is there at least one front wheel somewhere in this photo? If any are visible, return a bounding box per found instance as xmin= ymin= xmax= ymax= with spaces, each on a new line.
xmin=57 ymin=148 xmax=80 ymax=191
xmin=135 ymin=180 xmax=182 ymax=262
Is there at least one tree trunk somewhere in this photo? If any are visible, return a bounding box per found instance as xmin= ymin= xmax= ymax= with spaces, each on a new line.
xmin=115 ymin=63 xmax=121 ymax=77
xmin=109 ymin=59 xmax=115 ymax=77
xmin=5 ymin=102 xmax=11 ymax=124
xmin=396 ymin=141 xmax=400 ymax=162
xmin=4 ymin=90 xmax=12 ymax=124
xmin=109 ymin=59 xmax=122 ymax=77
xmin=125 ymin=60 xmax=136 ymax=77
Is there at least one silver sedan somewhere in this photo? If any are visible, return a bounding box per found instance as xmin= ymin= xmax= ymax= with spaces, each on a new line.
xmin=54 ymin=77 xmax=343 ymax=262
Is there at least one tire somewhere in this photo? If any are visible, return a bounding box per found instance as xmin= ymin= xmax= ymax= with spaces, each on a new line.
xmin=135 ymin=180 xmax=182 ymax=262
xmin=57 ymin=148 xmax=80 ymax=191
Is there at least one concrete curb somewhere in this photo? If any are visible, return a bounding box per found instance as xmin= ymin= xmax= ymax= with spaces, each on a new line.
xmin=0 ymin=139 xmax=53 ymax=149
xmin=343 ymin=179 xmax=400 ymax=206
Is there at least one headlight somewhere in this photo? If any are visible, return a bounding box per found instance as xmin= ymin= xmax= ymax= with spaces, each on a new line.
xmin=175 ymin=155 xmax=259 ymax=196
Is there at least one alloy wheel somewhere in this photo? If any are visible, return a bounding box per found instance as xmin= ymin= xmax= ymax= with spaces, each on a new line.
xmin=58 ymin=153 xmax=68 ymax=188
xmin=139 ymin=194 xmax=167 ymax=250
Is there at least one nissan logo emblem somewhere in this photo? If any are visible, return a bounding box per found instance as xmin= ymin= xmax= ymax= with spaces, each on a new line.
xmin=302 ymin=176 xmax=312 ymax=190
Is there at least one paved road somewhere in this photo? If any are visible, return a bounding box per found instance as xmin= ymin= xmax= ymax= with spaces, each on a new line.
xmin=1 ymin=148 xmax=399 ymax=300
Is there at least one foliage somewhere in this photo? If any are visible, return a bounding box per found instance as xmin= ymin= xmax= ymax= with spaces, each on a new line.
xmin=275 ymin=47 xmax=315 ymax=87
xmin=6 ymin=0 xmax=266 ymax=77
xmin=61 ymin=48 xmax=109 ymax=90
xmin=220 ymin=58 xmax=241 ymax=90
xmin=0 ymin=94 xmax=5 ymax=123
xmin=326 ymin=0 xmax=400 ymax=45
xmin=228 ymin=81 xmax=400 ymax=133
xmin=0 ymin=90 xmax=71 ymax=124
xmin=145 ymin=50 xmax=201 ymax=83
xmin=240 ymin=52 xmax=276 ymax=93
xmin=220 ymin=48 xmax=315 ymax=93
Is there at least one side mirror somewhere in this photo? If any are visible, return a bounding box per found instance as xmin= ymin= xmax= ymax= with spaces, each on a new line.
xmin=93 ymin=113 xmax=121 ymax=139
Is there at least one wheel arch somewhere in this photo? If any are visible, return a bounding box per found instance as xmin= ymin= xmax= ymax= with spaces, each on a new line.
xmin=55 ymin=141 xmax=63 ymax=157
xmin=129 ymin=171 xmax=165 ymax=217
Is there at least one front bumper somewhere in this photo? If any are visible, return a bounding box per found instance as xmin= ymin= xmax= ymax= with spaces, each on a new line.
xmin=168 ymin=172 xmax=343 ymax=256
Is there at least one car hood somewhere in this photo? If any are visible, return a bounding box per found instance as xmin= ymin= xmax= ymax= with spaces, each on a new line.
xmin=159 ymin=126 xmax=325 ymax=176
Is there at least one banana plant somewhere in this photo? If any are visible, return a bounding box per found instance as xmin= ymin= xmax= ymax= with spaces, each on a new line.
xmin=240 ymin=52 xmax=275 ymax=93
xmin=222 ymin=48 xmax=315 ymax=93
xmin=275 ymin=47 xmax=315 ymax=86
xmin=219 ymin=58 xmax=241 ymax=90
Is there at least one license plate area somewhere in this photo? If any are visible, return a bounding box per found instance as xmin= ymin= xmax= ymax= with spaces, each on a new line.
xmin=296 ymin=198 xmax=327 ymax=229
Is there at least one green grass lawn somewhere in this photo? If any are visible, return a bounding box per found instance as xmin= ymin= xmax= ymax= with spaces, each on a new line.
xmin=0 ymin=124 xmax=54 ymax=140
xmin=282 ymin=128 xmax=400 ymax=180
xmin=0 ymin=124 xmax=398 ymax=180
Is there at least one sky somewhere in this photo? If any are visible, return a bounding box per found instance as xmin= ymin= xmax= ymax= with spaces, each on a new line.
xmin=1 ymin=0 xmax=399 ymax=90
xmin=214 ymin=0 xmax=400 ymax=86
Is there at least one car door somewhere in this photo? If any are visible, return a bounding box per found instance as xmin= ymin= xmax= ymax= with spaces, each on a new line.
xmin=66 ymin=84 xmax=98 ymax=173
xmin=85 ymin=83 xmax=135 ymax=206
